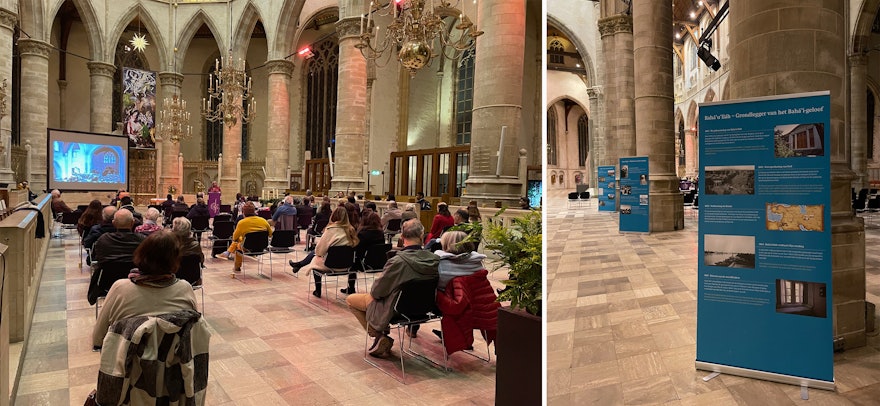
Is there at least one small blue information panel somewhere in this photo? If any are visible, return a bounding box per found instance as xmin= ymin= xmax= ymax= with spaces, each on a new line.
xmin=696 ymin=92 xmax=833 ymax=386
xmin=619 ymin=157 xmax=649 ymax=233
xmin=597 ymin=165 xmax=617 ymax=212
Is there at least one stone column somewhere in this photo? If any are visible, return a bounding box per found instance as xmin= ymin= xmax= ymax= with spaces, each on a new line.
xmin=220 ymin=113 xmax=243 ymax=200
xmin=330 ymin=17 xmax=367 ymax=193
xmin=597 ymin=14 xmax=636 ymax=168
xmin=587 ymin=86 xmax=603 ymax=190
xmin=157 ymin=72 xmax=184 ymax=195
xmin=633 ymin=0 xmax=682 ymax=232
xmin=87 ymin=61 xmax=116 ymax=133
xmin=0 ymin=8 xmax=17 ymax=184
xmin=462 ymin=0 xmax=526 ymax=205
xmin=851 ymin=54 xmax=868 ymax=189
xmin=731 ymin=1 xmax=865 ymax=349
xmin=263 ymin=59 xmax=294 ymax=192
xmin=18 ymin=39 xmax=52 ymax=191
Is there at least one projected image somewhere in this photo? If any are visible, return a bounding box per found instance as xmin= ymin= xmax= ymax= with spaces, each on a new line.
xmin=775 ymin=279 xmax=827 ymax=318
xmin=527 ymin=180 xmax=542 ymax=208
xmin=52 ymin=141 xmax=126 ymax=184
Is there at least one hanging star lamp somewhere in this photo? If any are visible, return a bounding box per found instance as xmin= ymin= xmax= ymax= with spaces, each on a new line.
xmin=129 ymin=11 xmax=149 ymax=52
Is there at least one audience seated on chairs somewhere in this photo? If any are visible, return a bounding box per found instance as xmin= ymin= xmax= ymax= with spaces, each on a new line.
xmin=345 ymin=202 xmax=361 ymax=229
xmin=306 ymin=202 xmax=332 ymax=249
xmin=160 ymin=194 xmax=175 ymax=212
xmin=90 ymin=209 xmax=145 ymax=273
xmin=341 ymin=211 xmax=385 ymax=295
xmin=187 ymin=196 xmax=210 ymax=219
xmin=50 ymin=189 xmax=72 ymax=216
xmin=381 ymin=201 xmax=403 ymax=228
xmin=435 ymin=269 xmax=499 ymax=356
xmin=295 ymin=197 xmax=313 ymax=222
xmin=345 ymin=219 xmax=439 ymax=358
xmin=135 ymin=207 xmax=163 ymax=236
xmin=92 ymin=231 xmax=199 ymax=350
xmin=172 ymin=195 xmax=189 ymax=213
xmin=118 ymin=196 xmax=143 ymax=227
xmin=77 ymin=199 xmax=104 ymax=237
xmin=83 ymin=206 xmax=118 ymax=251
xmin=272 ymin=195 xmax=298 ymax=229
xmin=426 ymin=202 xmax=454 ymax=242
xmin=172 ymin=218 xmax=205 ymax=279
xmin=95 ymin=309 xmax=210 ymax=406
xmin=434 ymin=231 xmax=486 ymax=291
xmin=218 ymin=202 xmax=272 ymax=274
xmin=363 ymin=201 xmax=377 ymax=214
xmin=289 ymin=206 xmax=358 ymax=297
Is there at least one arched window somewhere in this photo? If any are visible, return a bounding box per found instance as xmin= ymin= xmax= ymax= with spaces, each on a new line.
xmin=549 ymin=39 xmax=564 ymax=64
xmin=547 ymin=107 xmax=558 ymax=166
xmin=678 ymin=120 xmax=686 ymax=166
xmin=577 ymin=114 xmax=588 ymax=168
xmin=305 ymin=37 xmax=339 ymax=159
xmin=112 ymin=39 xmax=149 ymax=133
xmin=455 ymin=48 xmax=475 ymax=145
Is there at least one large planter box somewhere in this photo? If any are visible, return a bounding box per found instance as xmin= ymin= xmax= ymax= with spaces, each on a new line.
xmin=495 ymin=306 xmax=541 ymax=405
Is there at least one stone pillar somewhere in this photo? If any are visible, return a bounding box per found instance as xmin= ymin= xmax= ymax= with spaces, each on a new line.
xmin=851 ymin=54 xmax=868 ymax=189
xmin=633 ymin=0 xmax=682 ymax=232
xmin=263 ymin=59 xmax=294 ymax=192
xmin=731 ymin=1 xmax=865 ymax=349
xmin=462 ymin=0 xmax=526 ymax=205
xmin=87 ymin=61 xmax=116 ymax=133
xmin=597 ymin=14 xmax=636 ymax=168
xmin=220 ymin=117 xmax=242 ymax=200
xmin=157 ymin=72 xmax=184 ymax=195
xmin=331 ymin=17 xmax=367 ymax=193
xmin=587 ymin=86 xmax=603 ymax=189
xmin=18 ymin=39 xmax=52 ymax=191
xmin=685 ymin=129 xmax=697 ymax=178
xmin=57 ymin=80 xmax=68 ymax=128
xmin=0 ymin=8 xmax=17 ymax=185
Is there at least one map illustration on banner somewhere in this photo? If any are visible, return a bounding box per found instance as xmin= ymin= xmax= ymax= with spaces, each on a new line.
xmin=597 ymin=165 xmax=616 ymax=211
xmin=618 ymin=157 xmax=649 ymax=232
xmin=695 ymin=91 xmax=833 ymax=389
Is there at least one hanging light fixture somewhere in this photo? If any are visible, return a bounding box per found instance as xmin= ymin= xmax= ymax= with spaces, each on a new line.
xmin=159 ymin=94 xmax=191 ymax=144
xmin=201 ymin=1 xmax=256 ymax=127
xmin=129 ymin=10 xmax=149 ymax=52
xmin=356 ymin=0 xmax=483 ymax=77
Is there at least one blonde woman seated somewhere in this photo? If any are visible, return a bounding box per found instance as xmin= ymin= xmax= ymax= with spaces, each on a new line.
xmin=172 ymin=217 xmax=205 ymax=263
xmin=288 ymin=206 xmax=359 ymax=298
xmin=92 ymin=231 xmax=198 ymax=349
xmin=435 ymin=231 xmax=487 ymax=291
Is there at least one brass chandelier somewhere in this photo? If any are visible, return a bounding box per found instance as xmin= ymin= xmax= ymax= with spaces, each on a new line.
xmin=200 ymin=52 xmax=256 ymax=127
xmin=159 ymin=94 xmax=191 ymax=144
xmin=356 ymin=0 xmax=483 ymax=77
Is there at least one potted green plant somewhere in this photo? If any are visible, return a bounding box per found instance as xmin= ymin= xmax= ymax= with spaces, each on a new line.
xmin=455 ymin=208 xmax=542 ymax=405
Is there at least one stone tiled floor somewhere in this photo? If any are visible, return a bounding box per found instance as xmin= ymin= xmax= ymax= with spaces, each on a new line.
xmin=546 ymin=189 xmax=880 ymax=405
xmin=15 ymin=232 xmax=500 ymax=405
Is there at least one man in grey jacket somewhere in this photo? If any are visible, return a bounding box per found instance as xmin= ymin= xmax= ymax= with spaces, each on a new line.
xmin=345 ymin=219 xmax=439 ymax=358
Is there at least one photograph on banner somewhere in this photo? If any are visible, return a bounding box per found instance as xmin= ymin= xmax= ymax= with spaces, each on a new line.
xmin=618 ymin=157 xmax=649 ymax=233
xmin=597 ymin=165 xmax=616 ymax=211
xmin=122 ymin=68 xmax=157 ymax=149
xmin=696 ymin=92 xmax=833 ymax=386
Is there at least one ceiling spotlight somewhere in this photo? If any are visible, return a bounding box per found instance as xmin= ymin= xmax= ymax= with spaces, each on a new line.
xmin=576 ymin=63 xmax=581 ymax=68
xmin=690 ymin=11 xmax=696 ymax=18
xmin=697 ymin=39 xmax=720 ymax=71
xmin=698 ymin=1 xmax=703 ymax=6
xmin=675 ymin=32 xmax=681 ymax=39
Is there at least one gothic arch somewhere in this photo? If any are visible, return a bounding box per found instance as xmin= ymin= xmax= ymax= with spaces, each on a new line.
xmin=546 ymin=95 xmax=589 ymax=116
xmin=704 ymin=88 xmax=716 ymax=103
xmin=291 ymin=5 xmax=339 ymax=54
xmin=852 ymin=0 xmax=880 ymax=53
xmin=232 ymin=1 xmax=266 ymax=57
xmin=686 ymin=100 xmax=699 ymax=130
xmin=175 ymin=10 xmax=225 ymax=70
xmin=546 ymin=14 xmax=598 ymax=86
xmin=47 ymin=0 xmax=104 ymax=60
xmin=107 ymin=4 xmax=169 ymax=71
xmin=276 ymin=0 xmax=308 ymax=56
xmin=18 ymin=0 xmax=44 ymax=41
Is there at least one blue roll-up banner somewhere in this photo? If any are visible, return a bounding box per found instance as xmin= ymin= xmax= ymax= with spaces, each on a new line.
xmin=597 ymin=165 xmax=617 ymax=212
xmin=695 ymin=91 xmax=833 ymax=389
xmin=619 ymin=157 xmax=649 ymax=233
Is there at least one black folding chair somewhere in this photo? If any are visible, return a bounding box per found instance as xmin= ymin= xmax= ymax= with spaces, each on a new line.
xmin=364 ymin=278 xmax=445 ymax=383
xmin=308 ymin=245 xmax=356 ymax=311
xmin=358 ymin=243 xmax=392 ymax=291
xmin=89 ymin=261 xmax=136 ymax=318
xmin=306 ymin=218 xmax=330 ymax=251
xmin=209 ymin=221 xmax=235 ymax=257
xmin=237 ymin=230 xmax=271 ymax=280
xmin=579 ymin=191 xmax=592 ymax=207
xmin=296 ymin=212 xmax=314 ymax=243
xmin=568 ymin=192 xmax=580 ymax=208
xmin=219 ymin=204 xmax=232 ymax=214
xmin=190 ymin=215 xmax=211 ymax=245
xmin=59 ymin=211 xmax=81 ymax=238
xmin=178 ymin=254 xmax=205 ymax=313
xmin=384 ymin=218 xmax=402 ymax=244
xmin=268 ymin=229 xmax=298 ymax=277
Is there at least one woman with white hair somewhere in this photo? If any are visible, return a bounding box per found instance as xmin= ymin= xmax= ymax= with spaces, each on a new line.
xmin=135 ymin=207 xmax=163 ymax=236
xmin=434 ymin=231 xmax=486 ymax=290
xmin=171 ymin=217 xmax=205 ymax=264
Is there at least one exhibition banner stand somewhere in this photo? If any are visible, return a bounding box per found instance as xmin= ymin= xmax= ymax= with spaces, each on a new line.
xmin=618 ymin=157 xmax=649 ymax=233
xmin=695 ymin=91 xmax=834 ymax=390
xmin=597 ymin=165 xmax=617 ymax=212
